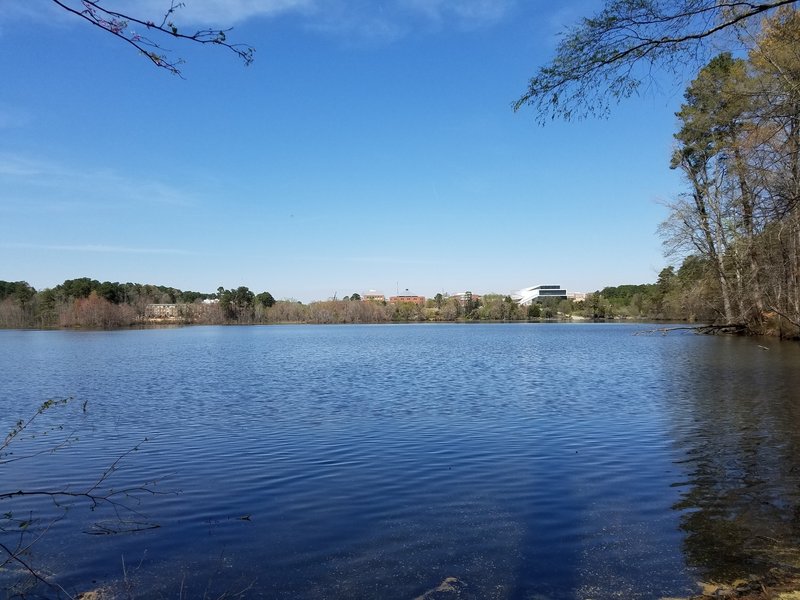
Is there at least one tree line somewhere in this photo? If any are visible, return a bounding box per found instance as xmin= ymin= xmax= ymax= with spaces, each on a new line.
xmin=0 ymin=275 xmax=720 ymax=329
xmin=659 ymin=8 xmax=800 ymax=338
xmin=0 ymin=278 xmax=269 ymax=328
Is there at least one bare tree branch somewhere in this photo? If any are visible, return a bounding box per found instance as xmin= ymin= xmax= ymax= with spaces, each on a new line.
xmin=0 ymin=539 xmax=76 ymax=599
xmin=0 ymin=397 xmax=72 ymax=461
xmin=50 ymin=0 xmax=255 ymax=77
xmin=515 ymin=0 xmax=799 ymax=122
xmin=2 ymin=399 xmax=170 ymax=596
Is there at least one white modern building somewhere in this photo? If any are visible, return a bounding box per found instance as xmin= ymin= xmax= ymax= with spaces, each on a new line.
xmin=511 ymin=285 xmax=568 ymax=305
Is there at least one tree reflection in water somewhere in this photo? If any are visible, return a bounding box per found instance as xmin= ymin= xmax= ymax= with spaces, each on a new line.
xmin=665 ymin=336 xmax=800 ymax=581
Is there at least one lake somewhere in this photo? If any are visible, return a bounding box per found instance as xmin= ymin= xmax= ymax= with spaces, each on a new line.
xmin=2 ymin=323 xmax=800 ymax=599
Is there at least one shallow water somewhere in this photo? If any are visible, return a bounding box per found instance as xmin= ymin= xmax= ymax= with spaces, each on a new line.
xmin=2 ymin=323 xmax=800 ymax=599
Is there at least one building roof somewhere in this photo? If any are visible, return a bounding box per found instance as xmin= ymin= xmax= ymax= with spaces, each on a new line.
xmin=511 ymin=285 xmax=568 ymax=305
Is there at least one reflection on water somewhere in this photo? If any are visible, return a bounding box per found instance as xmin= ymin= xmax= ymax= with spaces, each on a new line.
xmin=1 ymin=325 xmax=799 ymax=598
xmin=663 ymin=336 xmax=800 ymax=581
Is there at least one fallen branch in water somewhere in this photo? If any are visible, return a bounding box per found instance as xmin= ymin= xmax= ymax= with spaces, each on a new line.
xmin=634 ymin=323 xmax=751 ymax=336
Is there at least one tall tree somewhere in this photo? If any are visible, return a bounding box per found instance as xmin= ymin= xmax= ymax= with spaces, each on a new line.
xmin=219 ymin=286 xmax=256 ymax=321
xmin=664 ymin=53 xmax=755 ymax=324
xmin=662 ymin=8 xmax=800 ymax=333
xmin=256 ymin=291 xmax=276 ymax=308
xmin=747 ymin=8 xmax=800 ymax=329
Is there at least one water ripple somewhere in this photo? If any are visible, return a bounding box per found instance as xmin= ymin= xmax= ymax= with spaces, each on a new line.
xmin=2 ymin=324 xmax=800 ymax=598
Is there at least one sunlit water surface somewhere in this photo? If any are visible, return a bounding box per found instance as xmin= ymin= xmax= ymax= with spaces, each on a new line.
xmin=2 ymin=324 xmax=800 ymax=599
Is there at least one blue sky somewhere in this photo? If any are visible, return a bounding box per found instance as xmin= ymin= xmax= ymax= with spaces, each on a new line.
xmin=1 ymin=0 xmax=687 ymax=302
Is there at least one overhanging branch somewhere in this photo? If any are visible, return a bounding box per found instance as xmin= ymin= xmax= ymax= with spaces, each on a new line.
xmin=50 ymin=0 xmax=255 ymax=76
xmin=515 ymin=0 xmax=799 ymax=121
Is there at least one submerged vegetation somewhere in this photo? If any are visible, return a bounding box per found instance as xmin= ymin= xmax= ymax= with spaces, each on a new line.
xmin=1 ymin=399 xmax=163 ymax=598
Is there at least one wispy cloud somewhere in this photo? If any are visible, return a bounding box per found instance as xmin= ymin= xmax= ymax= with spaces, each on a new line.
xmin=0 ymin=104 xmax=32 ymax=130
xmin=2 ymin=242 xmax=195 ymax=255
xmin=0 ymin=155 xmax=45 ymax=177
xmin=12 ymin=0 xmax=515 ymax=41
xmin=399 ymin=0 xmax=515 ymax=29
xmin=0 ymin=153 xmax=195 ymax=209
xmin=298 ymin=254 xmax=442 ymax=266
xmin=303 ymin=3 xmax=407 ymax=43
xmin=542 ymin=1 xmax=600 ymax=38
xmin=300 ymin=0 xmax=515 ymax=40
xmin=0 ymin=2 xmax=55 ymax=24
xmin=0 ymin=0 xmax=309 ymax=27
xmin=136 ymin=0 xmax=516 ymax=26
xmin=134 ymin=0 xmax=315 ymax=25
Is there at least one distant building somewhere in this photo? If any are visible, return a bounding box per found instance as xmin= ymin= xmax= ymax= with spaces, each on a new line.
xmin=145 ymin=303 xmax=178 ymax=318
xmin=363 ymin=291 xmax=386 ymax=302
xmin=389 ymin=293 xmax=426 ymax=306
xmin=511 ymin=285 xmax=568 ymax=305
xmin=567 ymin=292 xmax=587 ymax=302
xmin=451 ymin=291 xmax=482 ymax=306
